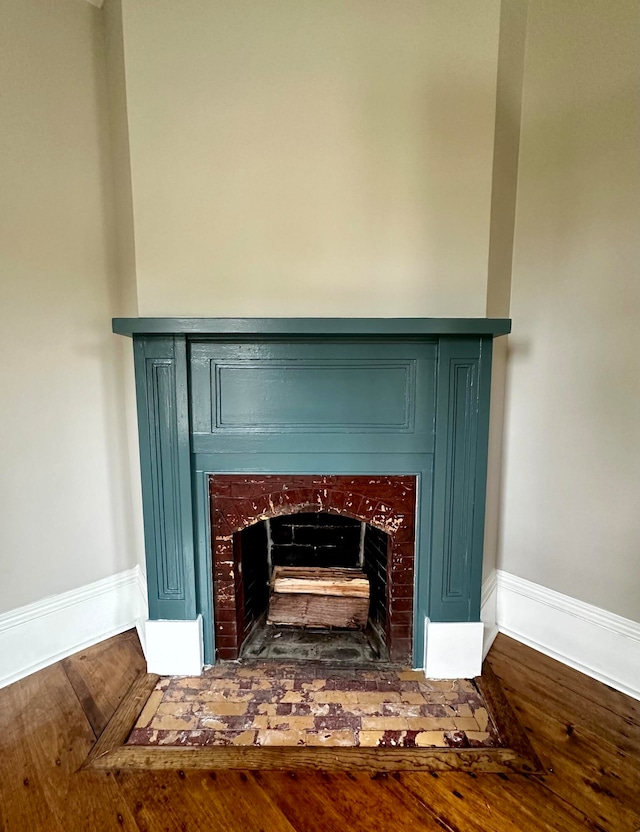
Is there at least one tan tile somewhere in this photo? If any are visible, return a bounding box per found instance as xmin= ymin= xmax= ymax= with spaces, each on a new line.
xmin=302 ymin=679 xmax=326 ymax=691
xmin=343 ymin=691 xmax=401 ymax=706
xmin=151 ymin=715 xmax=198 ymax=730
xmin=202 ymin=679 xmax=239 ymax=691
xmin=340 ymin=703 xmax=391 ymax=716
xmin=421 ymin=680 xmax=456 ymax=692
xmin=257 ymin=730 xmax=304 ymax=747
xmin=204 ymin=692 xmax=253 ymax=702
xmin=358 ymin=730 xmax=385 ymax=747
xmin=134 ymin=689 xmax=164 ymax=728
xmin=163 ymin=688 xmax=188 ymax=702
xmin=427 ymin=718 xmax=457 ymax=730
xmin=280 ymin=691 xmax=303 ymax=704
xmin=312 ymin=691 xmax=348 ymax=704
xmin=453 ymin=717 xmax=480 ymax=732
xmin=383 ymin=704 xmax=423 ymax=718
xmin=306 ymin=730 xmax=356 ymax=747
xmin=455 ymin=703 xmax=473 ymax=718
xmin=177 ymin=677 xmax=205 ymax=688
xmin=202 ymin=700 xmax=248 ymax=716
xmin=415 ymin=731 xmax=447 ymax=747
xmin=270 ymin=715 xmax=315 ymax=731
xmin=156 ymin=701 xmax=192 ymax=717
xmin=401 ymin=692 xmax=428 ymax=705
xmin=465 ymin=731 xmax=490 ymax=743
xmin=251 ymin=715 xmax=269 ymax=730
xmin=405 ymin=717 xmax=456 ymax=731
xmin=200 ymin=718 xmax=228 ymax=730
xmin=257 ymin=703 xmax=277 ymax=716
xmin=361 ymin=717 xmax=408 ymax=731
xmin=474 ymin=707 xmax=489 ymax=732
xmin=232 ymin=730 xmax=258 ymax=746
xmin=398 ymin=669 xmax=426 ymax=681
xmin=336 ymin=692 xmax=364 ymax=705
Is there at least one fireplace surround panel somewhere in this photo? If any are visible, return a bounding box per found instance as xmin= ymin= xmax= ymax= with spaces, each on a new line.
xmin=114 ymin=317 xmax=510 ymax=676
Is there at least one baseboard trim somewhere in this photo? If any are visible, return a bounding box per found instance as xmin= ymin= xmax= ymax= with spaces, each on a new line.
xmin=424 ymin=619 xmax=484 ymax=679
xmin=3 ymin=565 xmax=638 ymax=700
xmin=481 ymin=570 xmax=499 ymax=659
xmin=145 ymin=616 xmax=204 ymax=676
xmin=495 ymin=569 xmax=640 ymax=701
xmin=135 ymin=567 xmax=149 ymax=659
xmin=0 ymin=566 xmax=145 ymax=690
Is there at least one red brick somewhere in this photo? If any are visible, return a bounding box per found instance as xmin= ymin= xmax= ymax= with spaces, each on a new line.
xmin=388 ymin=597 xmax=413 ymax=613
xmin=215 ymin=625 xmax=237 ymax=640
xmin=389 ymin=638 xmax=412 ymax=663
xmin=212 ymin=606 xmax=237 ymax=623
xmin=215 ymin=634 xmax=240 ymax=649
xmin=217 ymin=647 xmax=239 ymax=660
xmin=390 ymin=621 xmax=412 ymax=640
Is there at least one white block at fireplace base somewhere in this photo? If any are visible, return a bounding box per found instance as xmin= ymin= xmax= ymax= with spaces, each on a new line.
xmin=144 ymin=616 xmax=204 ymax=676
xmin=423 ymin=620 xmax=484 ymax=679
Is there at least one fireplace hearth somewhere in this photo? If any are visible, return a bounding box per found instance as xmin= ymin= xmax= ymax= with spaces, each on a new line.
xmin=113 ymin=317 xmax=510 ymax=678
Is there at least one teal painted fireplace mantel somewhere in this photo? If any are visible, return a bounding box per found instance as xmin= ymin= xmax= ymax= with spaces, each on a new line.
xmin=113 ymin=317 xmax=511 ymax=337
xmin=114 ymin=317 xmax=511 ymax=665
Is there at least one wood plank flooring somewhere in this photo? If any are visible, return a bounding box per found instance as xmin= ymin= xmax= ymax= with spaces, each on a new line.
xmin=0 ymin=631 xmax=638 ymax=832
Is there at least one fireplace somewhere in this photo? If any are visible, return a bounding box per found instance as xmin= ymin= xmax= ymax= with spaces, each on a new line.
xmin=114 ymin=317 xmax=510 ymax=677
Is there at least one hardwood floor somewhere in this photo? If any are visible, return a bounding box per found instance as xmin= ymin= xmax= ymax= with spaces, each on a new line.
xmin=0 ymin=631 xmax=638 ymax=831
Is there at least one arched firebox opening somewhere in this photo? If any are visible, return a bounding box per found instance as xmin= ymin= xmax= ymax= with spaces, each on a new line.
xmin=234 ymin=511 xmax=391 ymax=663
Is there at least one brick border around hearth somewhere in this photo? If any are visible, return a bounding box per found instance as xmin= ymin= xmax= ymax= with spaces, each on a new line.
xmin=209 ymin=475 xmax=417 ymax=663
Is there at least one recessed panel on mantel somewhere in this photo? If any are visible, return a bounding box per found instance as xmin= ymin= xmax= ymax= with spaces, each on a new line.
xmin=190 ymin=341 xmax=436 ymax=455
xmin=216 ymin=362 xmax=412 ymax=430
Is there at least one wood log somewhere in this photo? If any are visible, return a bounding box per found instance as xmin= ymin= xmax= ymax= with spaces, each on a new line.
xmin=268 ymin=566 xmax=370 ymax=629
xmin=271 ymin=566 xmax=370 ymax=598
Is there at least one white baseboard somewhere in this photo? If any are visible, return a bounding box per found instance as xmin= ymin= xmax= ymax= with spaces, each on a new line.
xmin=0 ymin=566 xmax=145 ymax=690
xmin=135 ymin=567 xmax=149 ymax=658
xmin=145 ymin=616 xmax=204 ymax=676
xmin=495 ymin=569 xmax=640 ymax=700
xmin=4 ymin=563 xmax=638 ymax=700
xmin=424 ymin=619 xmax=484 ymax=679
xmin=481 ymin=570 xmax=499 ymax=659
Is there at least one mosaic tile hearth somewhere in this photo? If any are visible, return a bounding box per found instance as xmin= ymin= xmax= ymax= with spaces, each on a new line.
xmin=127 ymin=663 xmax=502 ymax=750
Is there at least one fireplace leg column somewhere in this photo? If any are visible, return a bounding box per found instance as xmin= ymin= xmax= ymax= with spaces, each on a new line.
xmin=133 ymin=335 xmax=202 ymax=676
xmin=419 ymin=336 xmax=493 ymax=678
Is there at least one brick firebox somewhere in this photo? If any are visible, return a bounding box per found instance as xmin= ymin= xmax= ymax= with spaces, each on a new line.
xmin=209 ymin=475 xmax=416 ymax=663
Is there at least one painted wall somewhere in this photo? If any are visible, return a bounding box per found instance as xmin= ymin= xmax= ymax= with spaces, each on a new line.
xmin=483 ymin=0 xmax=528 ymax=580
xmin=119 ymin=0 xmax=501 ymax=317
xmin=0 ymin=0 xmax=139 ymax=612
xmin=500 ymin=0 xmax=640 ymax=620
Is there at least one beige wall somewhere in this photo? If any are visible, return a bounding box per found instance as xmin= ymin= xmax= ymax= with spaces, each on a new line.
xmin=483 ymin=0 xmax=528 ymax=580
xmin=0 ymin=0 xmax=139 ymax=612
xmin=120 ymin=0 xmax=501 ymax=317
xmin=3 ymin=0 xmax=637 ymax=631
xmin=500 ymin=0 xmax=640 ymax=620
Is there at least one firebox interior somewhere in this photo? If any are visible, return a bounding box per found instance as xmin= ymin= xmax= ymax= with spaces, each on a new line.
xmin=235 ymin=511 xmax=390 ymax=663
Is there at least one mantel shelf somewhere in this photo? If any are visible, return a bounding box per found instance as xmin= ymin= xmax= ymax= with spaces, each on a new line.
xmin=112 ymin=317 xmax=511 ymax=338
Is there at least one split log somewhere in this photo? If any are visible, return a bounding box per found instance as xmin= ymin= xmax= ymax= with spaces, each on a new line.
xmin=267 ymin=566 xmax=370 ymax=629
